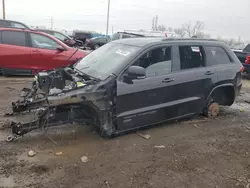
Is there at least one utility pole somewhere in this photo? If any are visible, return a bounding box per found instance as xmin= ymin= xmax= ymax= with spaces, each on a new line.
xmin=2 ymin=0 xmax=6 ymax=19
xmin=112 ymin=25 xmax=114 ymax=35
xmin=106 ymin=0 xmax=110 ymax=35
xmin=50 ymin=17 xmax=53 ymax=30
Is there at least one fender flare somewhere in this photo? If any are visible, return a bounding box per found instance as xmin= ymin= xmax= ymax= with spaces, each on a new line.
xmin=205 ymin=83 xmax=235 ymax=104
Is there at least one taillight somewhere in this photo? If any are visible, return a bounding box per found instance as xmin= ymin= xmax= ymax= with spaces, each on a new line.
xmin=240 ymin=65 xmax=245 ymax=73
xmin=245 ymin=56 xmax=250 ymax=64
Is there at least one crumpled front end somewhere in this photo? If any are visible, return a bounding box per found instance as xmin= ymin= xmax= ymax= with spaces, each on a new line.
xmin=6 ymin=67 xmax=114 ymax=141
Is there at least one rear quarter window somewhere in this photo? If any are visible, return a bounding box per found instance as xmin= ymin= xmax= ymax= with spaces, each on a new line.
xmin=205 ymin=46 xmax=232 ymax=66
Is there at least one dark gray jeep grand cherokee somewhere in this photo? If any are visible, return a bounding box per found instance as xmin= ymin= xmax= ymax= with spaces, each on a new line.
xmin=7 ymin=38 xmax=243 ymax=141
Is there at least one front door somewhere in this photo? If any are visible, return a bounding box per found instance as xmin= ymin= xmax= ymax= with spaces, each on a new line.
xmin=116 ymin=46 xmax=178 ymax=131
xmin=29 ymin=33 xmax=69 ymax=71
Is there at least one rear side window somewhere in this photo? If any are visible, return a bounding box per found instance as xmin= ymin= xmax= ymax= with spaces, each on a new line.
xmin=179 ymin=46 xmax=205 ymax=70
xmin=1 ymin=31 xmax=27 ymax=47
xmin=11 ymin=22 xmax=27 ymax=29
xmin=0 ymin=20 xmax=11 ymax=27
xmin=205 ymin=46 xmax=231 ymax=66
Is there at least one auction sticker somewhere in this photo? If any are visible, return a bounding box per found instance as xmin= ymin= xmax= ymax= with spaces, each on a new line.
xmin=116 ymin=49 xmax=131 ymax=56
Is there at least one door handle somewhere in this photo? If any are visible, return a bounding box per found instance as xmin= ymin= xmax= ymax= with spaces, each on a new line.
xmin=162 ymin=78 xmax=175 ymax=83
xmin=205 ymin=71 xmax=214 ymax=75
xmin=32 ymin=49 xmax=40 ymax=52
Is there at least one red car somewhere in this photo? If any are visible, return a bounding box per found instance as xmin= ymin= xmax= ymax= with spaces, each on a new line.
xmin=0 ymin=28 xmax=88 ymax=75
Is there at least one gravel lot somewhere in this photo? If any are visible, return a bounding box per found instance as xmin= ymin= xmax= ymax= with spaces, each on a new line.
xmin=0 ymin=77 xmax=250 ymax=188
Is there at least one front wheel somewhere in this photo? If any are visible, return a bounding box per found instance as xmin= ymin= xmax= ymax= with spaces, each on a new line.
xmin=93 ymin=44 xmax=100 ymax=50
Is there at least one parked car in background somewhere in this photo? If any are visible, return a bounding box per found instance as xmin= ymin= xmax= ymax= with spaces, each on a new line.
xmin=0 ymin=19 xmax=31 ymax=29
xmin=85 ymin=36 xmax=111 ymax=50
xmin=72 ymin=31 xmax=92 ymax=44
xmin=36 ymin=29 xmax=84 ymax=48
xmin=9 ymin=38 xmax=243 ymax=139
xmin=0 ymin=28 xmax=88 ymax=75
xmin=111 ymin=32 xmax=145 ymax=41
xmin=233 ymin=44 xmax=250 ymax=73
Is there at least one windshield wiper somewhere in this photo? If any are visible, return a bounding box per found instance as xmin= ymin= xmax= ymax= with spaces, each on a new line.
xmin=74 ymin=68 xmax=100 ymax=81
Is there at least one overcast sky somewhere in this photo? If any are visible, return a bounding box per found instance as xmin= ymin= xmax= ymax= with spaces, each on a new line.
xmin=1 ymin=0 xmax=250 ymax=39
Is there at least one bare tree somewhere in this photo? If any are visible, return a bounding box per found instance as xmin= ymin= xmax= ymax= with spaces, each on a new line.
xmin=168 ymin=27 xmax=174 ymax=32
xmin=196 ymin=31 xmax=211 ymax=39
xmin=182 ymin=21 xmax=204 ymax=37
xmin=157 ymin=24 xmax=166 ymax=32
xmin=174 ymin=28 xmax=186 ymax=37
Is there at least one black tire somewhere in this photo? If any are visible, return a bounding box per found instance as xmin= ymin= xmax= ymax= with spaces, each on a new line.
xmin=1 ymin=69 xmax=9 ymax=77
xmin=93 ymin=44 xmax=100 ymax=50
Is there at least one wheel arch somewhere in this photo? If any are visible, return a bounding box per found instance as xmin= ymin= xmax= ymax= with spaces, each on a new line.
xmin=206 ymin=83 xmax=235 ymax=106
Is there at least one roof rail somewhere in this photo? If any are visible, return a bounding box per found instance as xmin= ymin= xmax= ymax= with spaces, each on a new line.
xmin=161 ymin=38 xmax=218 ymax=41
xmin=117 ymin=32 xmax=145 ymax=37
xmin=0 ymin=26 xmax=34 ymax=31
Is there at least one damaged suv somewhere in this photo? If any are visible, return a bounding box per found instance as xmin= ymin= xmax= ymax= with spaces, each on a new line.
xmin=7 ymin=38 xmax=243 ymax=141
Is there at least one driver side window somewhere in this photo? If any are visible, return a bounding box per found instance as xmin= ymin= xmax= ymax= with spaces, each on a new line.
xmin=54 ymin=32 xmax=67 ymax=41
xmin=30 ymin=33 xmax=59 ymax=50
xmin=134 ymin=46 xmax=172 ymax=77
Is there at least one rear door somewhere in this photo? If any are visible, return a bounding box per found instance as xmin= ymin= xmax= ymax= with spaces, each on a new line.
xmin=204 ymin=46 xmax=238 ymax=86
xmin=29 ymin=33 xmax=70 ymax=71
xmin=0 ymin=30 xmax=31 ymax=73
xmin=171 ymin=45 xmax=217 ymax=114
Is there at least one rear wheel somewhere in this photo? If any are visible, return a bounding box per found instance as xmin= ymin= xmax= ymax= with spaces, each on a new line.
xmin=203 ymin=97 xmax=220 ymax=118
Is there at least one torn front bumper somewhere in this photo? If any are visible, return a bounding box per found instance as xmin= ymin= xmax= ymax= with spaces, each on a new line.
xmin=7 ymin=84 xmax=114 ymax=141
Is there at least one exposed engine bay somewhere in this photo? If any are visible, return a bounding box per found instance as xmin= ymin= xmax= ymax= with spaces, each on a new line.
xmin=6 ymin=67 xmax=115 ymax=142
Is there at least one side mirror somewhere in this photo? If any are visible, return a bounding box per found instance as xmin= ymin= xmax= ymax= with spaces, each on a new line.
xmin=124 ymin=66 xmax=146 ymax=81
xmin=56 ymin=46 xmax=65 ymax=52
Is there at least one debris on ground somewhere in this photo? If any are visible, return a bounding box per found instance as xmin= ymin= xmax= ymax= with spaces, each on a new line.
xmin=245 ymin=100 xmax=250 ymax=104
xmin=28 ymin=150 xmax=36 ymax=157
xmin=136 ymin=132 xmax=151 ymax=140
xmin=55 ymin=152 xmax=63 ymax=156
xmin=240 ymin=108 xmax=244 ymax=112
xmin=193 ymin=124 xmax=199 ymax=128
xmin=182 ymin=118 xmax=210 ymax=124
xmin=81 ymin=156 xmax=88 ymax=163
xmin=245 ymin=126 xmax=250 ymax=131
xmin=105 ymin=180 xmax=110 ymax=188
xmin=0 ymin=120 xmax=11 ymax=130
xmin=154 ymin=145 xmax=166 ymax=149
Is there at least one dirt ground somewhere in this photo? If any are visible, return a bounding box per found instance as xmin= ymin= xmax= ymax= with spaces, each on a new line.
xmin=0 ymin=77 xmax=250 ymax=188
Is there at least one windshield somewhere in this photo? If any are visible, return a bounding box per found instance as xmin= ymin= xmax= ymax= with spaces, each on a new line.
xmin=75 ymin=42 xmax=140 ymax=80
